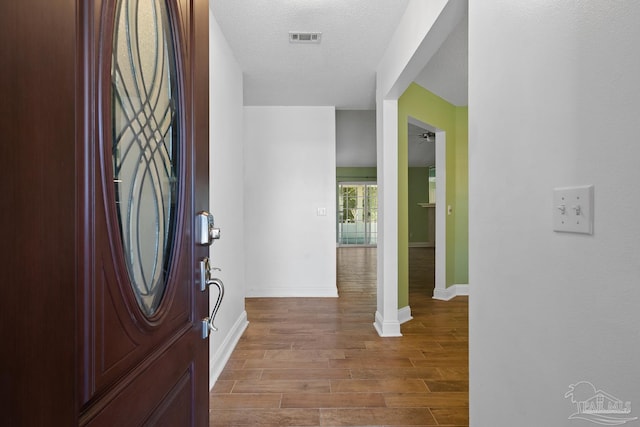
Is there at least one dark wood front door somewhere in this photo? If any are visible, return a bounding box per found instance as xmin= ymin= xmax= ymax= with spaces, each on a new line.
xmin=77 ymin=0 xmax=209 ymax=425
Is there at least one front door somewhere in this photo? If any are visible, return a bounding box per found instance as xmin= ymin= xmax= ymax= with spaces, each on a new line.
xmin=78 ymin=0 xmax=209 ymax=425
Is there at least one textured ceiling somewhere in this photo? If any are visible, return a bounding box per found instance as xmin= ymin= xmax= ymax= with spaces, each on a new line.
xmin=212 ymin=0 xmax=410 ymax=109
xmin=414 ymin=9 xmax=468 ymax=106
xmin=212 ymin=0 xmax=468 ymax=109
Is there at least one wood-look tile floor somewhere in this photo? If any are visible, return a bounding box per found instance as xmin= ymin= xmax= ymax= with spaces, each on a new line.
xmin=210 ymin=247 xmax=468 ymax=426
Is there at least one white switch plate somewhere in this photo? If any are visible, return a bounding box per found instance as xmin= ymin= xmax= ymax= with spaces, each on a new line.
xmin=553 ymin=185 xmax=594 ymax=234
xmin=317 ymin=207 xmax=327 ymax=216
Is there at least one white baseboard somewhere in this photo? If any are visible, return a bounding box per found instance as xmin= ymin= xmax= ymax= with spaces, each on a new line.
xmin=209 ymin=310 xmax=249 ymax=389
xmin=373 ymin=311 xmax=402 ymax=337
xmin=398 ymin=306 xmax=413 ymax=324
xmin=246 ymin=286 xmax=339 ymax=298
xmin=432 ymin=284 xmax=469 ymax=301
xmin=408 ymin=242 xmax=435 ymax=248
xmin=455 ymin=284 xmax=469 ymax=296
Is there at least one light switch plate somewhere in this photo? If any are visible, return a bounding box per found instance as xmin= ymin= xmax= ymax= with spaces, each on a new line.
xmin=553 ymin=185 xmax=594 ymax=234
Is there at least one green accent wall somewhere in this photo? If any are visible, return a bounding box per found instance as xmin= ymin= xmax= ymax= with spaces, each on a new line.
xmin=408 ymin=167 xmax=430 ymax=243
xmin=398 ymin=83 xmax=468 ymax=308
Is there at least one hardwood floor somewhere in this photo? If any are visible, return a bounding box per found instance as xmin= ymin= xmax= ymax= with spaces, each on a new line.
xmin=210 ymin=247 xmax=468 ymax=426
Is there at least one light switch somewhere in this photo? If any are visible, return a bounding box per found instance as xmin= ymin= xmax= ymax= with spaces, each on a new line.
xmin=317 ymin=207 xmax=327 ymax=216
xmin=553 ymin=185 xmax=593 ymax=234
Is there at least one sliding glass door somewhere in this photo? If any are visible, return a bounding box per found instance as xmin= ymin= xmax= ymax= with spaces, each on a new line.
xmin=337 ymin=183 xmax=377 ymax=246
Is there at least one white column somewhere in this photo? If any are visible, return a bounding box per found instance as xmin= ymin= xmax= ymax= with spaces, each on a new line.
xmin=374 ymin=98 xmax=401 ymax=337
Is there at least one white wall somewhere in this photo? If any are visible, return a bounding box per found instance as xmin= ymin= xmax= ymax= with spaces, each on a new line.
xmin=469 ymin=2 xmax=640 ymax=426
xmin=244 ymin=106 xmax=337 ymax=297
xmin=208 ymin=11 xmax=248 ymax=388
xmin=336 ymin=110 xmax=376 ymax=167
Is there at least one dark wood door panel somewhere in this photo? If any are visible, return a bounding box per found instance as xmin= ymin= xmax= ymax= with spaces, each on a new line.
xmin=0 ymin=0 xmax=77 ymax=424
xmin=1 ymin=0 xmax=208 ymax=424
xmin=80 ymin=330 xmax=199 ymax=426
xmin=77 ymin=0 xmax=209 ymax=424
xmin=85 ymin=213 xmax=194 ymax=399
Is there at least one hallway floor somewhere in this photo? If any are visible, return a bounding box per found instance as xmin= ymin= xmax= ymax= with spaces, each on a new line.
xmin=210 ymin=247 xmax=468 ymax=426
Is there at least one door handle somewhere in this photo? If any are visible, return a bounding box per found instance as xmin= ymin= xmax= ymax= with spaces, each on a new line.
xmin=204 ymin=278 xmax=224 ymax=333
xmin=199 ymin=257 xmax=225 ymax=338
xmin=201 ymin=277 xmax=224 ymax=338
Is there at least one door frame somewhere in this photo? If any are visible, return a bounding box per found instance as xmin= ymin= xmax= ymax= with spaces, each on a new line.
xmin=407 ymin=116 xmax=447 ymax=298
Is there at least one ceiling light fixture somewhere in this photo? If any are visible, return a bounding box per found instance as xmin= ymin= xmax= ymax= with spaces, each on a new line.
xmin=419 ymin=131 xmax=435 ymax=142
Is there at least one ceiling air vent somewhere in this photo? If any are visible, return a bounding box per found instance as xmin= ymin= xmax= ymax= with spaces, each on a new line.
xmin=289 ymin=32 xmax=322 ymax=44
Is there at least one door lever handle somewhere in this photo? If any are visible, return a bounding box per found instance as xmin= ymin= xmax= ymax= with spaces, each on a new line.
xmin=204 ymin=278 xmax=224 ymax=333
xmin=198 ymin=257 xmax=225 ymax=338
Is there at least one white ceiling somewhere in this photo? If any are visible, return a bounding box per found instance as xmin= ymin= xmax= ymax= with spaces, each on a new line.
xmin=414 ymin=10 xmax=468 ymax=107
xmin=212 ymin=0 xmax=468 ymax=109
xmin=212 ymin=0 xmax=409 ymax=109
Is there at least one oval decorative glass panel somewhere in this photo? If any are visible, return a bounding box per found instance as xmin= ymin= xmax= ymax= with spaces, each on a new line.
xmin=111 ymin=0 xmax=180 ymax=316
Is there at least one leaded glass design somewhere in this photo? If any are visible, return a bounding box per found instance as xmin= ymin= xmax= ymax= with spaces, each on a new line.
xmin=111 ymin=0 xmax=180 ymax=316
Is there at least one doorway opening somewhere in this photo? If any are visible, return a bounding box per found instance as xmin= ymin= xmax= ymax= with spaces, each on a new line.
xmin=407 ymin=117 xmax=446 ymax=299
xmin=337 ymin=182 xmax=378 ymax=246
